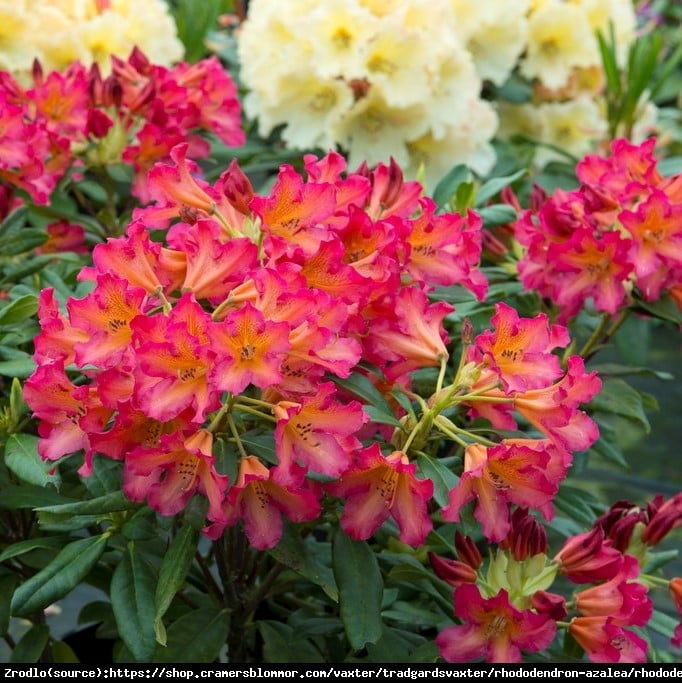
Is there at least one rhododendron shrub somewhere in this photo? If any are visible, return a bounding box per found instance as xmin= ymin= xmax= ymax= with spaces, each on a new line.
xmin=3 ymin=131 xmax=681 ymax=664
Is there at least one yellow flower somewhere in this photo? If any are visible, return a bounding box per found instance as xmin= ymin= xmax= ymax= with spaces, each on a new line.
xmin=248 ymin=73 xmax=354 ymax=151
xmin=450 ymin=0 xmax=530 ymax=86
xmin=521 ymin=1 xmax=600 ymax=90
xmin=0 ymin=0 xmax=183 ymax=78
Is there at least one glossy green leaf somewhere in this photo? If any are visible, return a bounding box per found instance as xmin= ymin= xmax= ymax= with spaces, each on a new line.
xmin=590 ymin=363 xmax=673 ymax=382
xmin=0 ymin=206 xmax=28 ymax=237
xmin=50 ymin=640 xmax=80 ymax=663
xmin=385 ymin=563 xmax=453 ymax=613
xmin=588 ymin=422 xmax=630 ymax=469
xmin=553 ymin=485 xmax=599 ymax=527
xmin=333 ymin=371 xmax=396 ymax=418
xmin=155 ymin=525 xmax=201 ymax=641
xmin=332 ymin=531 xmax=383 ymax=651
xmin=84 ymin=454 xmax=123 ymax=496
xmin=36 ymin=490 xmax=136 ymax=516
xmin=0 ymin=482 xmax=76 ymax=510
xmin=37 ymin=511 xmax=103 ymax=532
xmin=0 ymin=536 xmax=70 ymax=564
xmin=634 ymin=295 xmax=682 ymax=325
xmin=0 ymin=295 xmax=38 ymax=325
xmin=416 ymin=454 xmax=458 ymax=508
xmin=5 ymin=434 xmax=61 ymax=488
xmin=152 ymin=607 xmax=230 ymax=663
xmin=475 ymin=169 xmax=526 ymax=206
xmin=648 ymin=610 xmax=677 ymax=640
xmin=0 ymin=230 xmax=48 ymax=256
xmin=257 ymin=621 xmax=325 ymax=663
xmin=0 ymin=574 xmax=16 ymax=636
xmin=364 ymin=625 xmax=428 ymax=663
xmin=432 ymin=164 xmax=470 ymax=209
xmin=363 ymin=405 xmax=402 ymax=428
xmin=11 ymin=534 xmax=109 ymax=617
xmin=0 ymin=254 xmax=55 ymax=284
xmin=111 ymin=544 xmax=158 ymax=662
xmin=0 ymin=358 xmax=36 ymax=378
xmin=10 ymin=623 xmax=49 ymax=663
xmin=268 ymin=525 xmax=338 ymax=602
xmin=478 ymin=204 xmax=517 ymax=228
xmin=590 ymin=378 xmax=651 ymax=434
xmin=642 ymin=549 xmax=679 ymax=575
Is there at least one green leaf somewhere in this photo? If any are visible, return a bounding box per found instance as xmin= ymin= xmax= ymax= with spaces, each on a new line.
xmin=385 ymin=563 xmax=453 ymax=613
xmin=173 ymin=0 xmax=228 ymax=62
xmin=10 ymin=623 xmax=49 ymax=663
xmin=257 ymin=621 xmax=325 ymax=663
xmin=0 ymin=254 xmax=55 ymax=284
xmin=588 ymin=422 xmax=630 ymax=469
xmin=155 ymin=525 xmax=201 ymax=641
xmin=478 ymin=204 xmax=517 ymax=228
xmin=0 ymin=574 xmax=16 ymax=636
xmin=642 ymin=549 xmax=679 ymax=574
xmin=268 ymin=525 xmax=338 ymax=602
xmin=332 ymin=531 xmax=383 ymax=651
xmin=0 ymin=358 xmax=36 ymax=378
xmin=333 ymin=371 xmax=396 ymax=418
xmin=0 ymin=295 xmax=38 ymax=325
xmin=37 ymin=511 xmax=103 ymax=532
xmin=475 ymin=169 xmax=526 ymax=206
xmin=0 ymin=206 xmax=28 ymax=237
xmin=0 ymin=230 xmax=48 ymax=256
xmin=151 ymin=607 xmax=230 ymax=663
xmin=647 ymin=609 xmax=678 ymax=640
xmin=0 ymin=536 xmax=70 ymax=564
xmin=363 ymin=405 xmax=402 ymax=428
xmin=432 ymin=164 xmax=470 ymax=209
xmin=365 ymin=625 xmax=428 ymax=663
xmin=36 ymin=490 xmax=136 ymax=516
xmin=5 ymin=433 xmax=61 ymax=487
xmin=590 ymin=378 xmax=651 ymax=434
xmin=589 ymin=362 xmax=673 ymax=382
xmin=553 ymin=485 xmax=599 ymax=528
xmin=454 ymin=181 xmax=475 ymax=214
xmin=111 ymin=544 xmax=158 ymax=662
xmin=11 ymin=534 xmax=109 ymax=617
xmin=634 ymin=294 xmax=682 ymax=325
xmin=0 ymin=483 xmax=77 ymax=510
xmin=50 ymin=640 xmax=80 ymax=663
xmin=416 ymin=454 xmax=458 ymax=508
xmin=239 ymin=430 xmax=278 ymax=466
xmin=84 ymin=454 xmax=123 ymax=496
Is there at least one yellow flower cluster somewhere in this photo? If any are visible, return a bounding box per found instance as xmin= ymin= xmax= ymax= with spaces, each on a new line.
xmin=496 ymin=0 xmax=651 ymax=166
xmin=237 ymin=0 xmax=647 ymax=181
xmin=0 ymin=0 xmax=184 ymax=78
xmin=237 ymin=0 xmax=498 ymax=188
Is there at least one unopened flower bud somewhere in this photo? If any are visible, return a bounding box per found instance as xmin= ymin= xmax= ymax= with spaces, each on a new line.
xmin=428 ymin=552 xmax=477 ymax=587
xmin=221 ymin=158 xmax=254 ymax=214
xmin=461 ymin=318 xmax=474 ymax=345
xmin=531 ymin=591 xmax=567 ymax=621
xmin=454 ymin=531 xmax=483 ymax=570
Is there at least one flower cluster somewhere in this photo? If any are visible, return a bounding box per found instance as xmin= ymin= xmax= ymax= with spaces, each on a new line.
xmin=0 ymin=0 xmax=184 ymax=79
xmin=510 ymin=137 xmax=682 ymax=321
xmin=431 ymin=490 xmax=682 ymax=663
xmin=0 ymin=48 xmax=244 ymax=210
xmin=495 ymin=0 xmax=651 ymax=167
xmin=440 ymin=302 xmax=601 ymax=541
xmin=234 ymin=0 xmax=646 ymax=183
xmin=23 ymin=148 xmax=487 ymax=549
xmin=236 ymin=0 xmax=498 ymax=188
